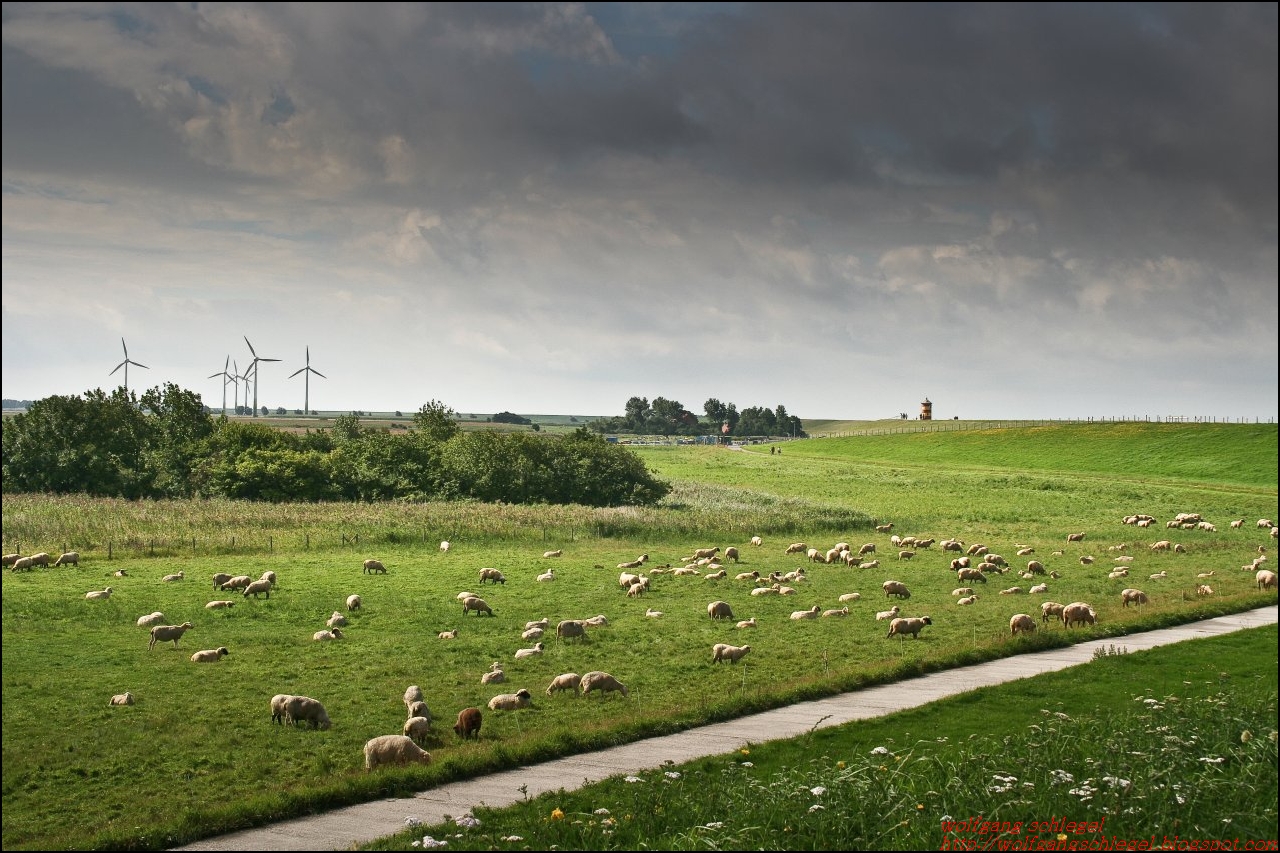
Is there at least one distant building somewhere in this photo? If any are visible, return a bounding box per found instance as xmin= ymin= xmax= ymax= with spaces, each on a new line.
xmin=920 ymin=398 xmax=933 ymax=421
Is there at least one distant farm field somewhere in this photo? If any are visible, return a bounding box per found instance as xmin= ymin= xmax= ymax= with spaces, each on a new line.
xmin=2 ymin=423 xmax=1276 ymax=851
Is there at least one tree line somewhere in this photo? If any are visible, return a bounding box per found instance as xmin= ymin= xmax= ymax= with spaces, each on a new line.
xmin=589 ymin=396 xmax=806 ymax=438
xmin=0 ymin=385 xmax=669 ymax=506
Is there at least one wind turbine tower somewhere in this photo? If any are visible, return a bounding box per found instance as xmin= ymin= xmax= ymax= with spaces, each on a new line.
xmin=289 ymin=346 xmax=327 ymax=415
xmin=109 ymin=338 xmax=149 ymax=395
xmin=243 ymin=336 xmax=281 ymax=417
xmin=208 ymin=356 xmax=236 ymax=416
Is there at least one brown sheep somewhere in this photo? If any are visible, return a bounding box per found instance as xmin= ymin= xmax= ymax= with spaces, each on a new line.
xmin=454 ymin=707 xmax=482 ymax=739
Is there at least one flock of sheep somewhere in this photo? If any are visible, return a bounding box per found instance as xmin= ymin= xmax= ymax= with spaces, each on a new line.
xmin=7 ymin=514 xmax=1275 ymax=775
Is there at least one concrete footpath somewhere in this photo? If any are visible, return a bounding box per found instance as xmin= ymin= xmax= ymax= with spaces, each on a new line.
xmin=175 ymin=606 xmax=1278 ymax=851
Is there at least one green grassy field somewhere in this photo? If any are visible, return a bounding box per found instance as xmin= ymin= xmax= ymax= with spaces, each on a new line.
xmin=1 ymin=423 xmax=1276 ymax=850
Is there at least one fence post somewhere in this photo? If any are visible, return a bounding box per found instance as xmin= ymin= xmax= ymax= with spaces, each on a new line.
xmin=149 ymin=540 xmax=154 ymax=556
xmin=108 ymin=542 xmax=112 ymax=560
xmin=269 ymin=536 xmax=273 ymax=552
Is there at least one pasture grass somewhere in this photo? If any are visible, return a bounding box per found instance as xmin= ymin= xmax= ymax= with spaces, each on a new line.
xmin=364 ymin=624 xmax=1279 ymax=851
xmin=1 ymin=423 xmax=1276 ymax=850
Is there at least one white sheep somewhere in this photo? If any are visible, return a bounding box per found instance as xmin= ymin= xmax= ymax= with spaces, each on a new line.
xmin=1009 ymin=614 xmax=1037 ymax=635
xmin=312 ymin=628 xmax=344 ymax=641
xmin=956 ymin=595 xmax=978 ymax=606
xmin=839 ymin=592 xmax=862 ymax=603
xmin=222 ymin=575 xmax=253 ymax=591
xmin=1259 ymin=519 xmax=1275 ymax=529
xmin=162 ymin=571 xmax=184 ymax=583
xmin=191 ymin=647 xmax=230 ymax=663
xmin=1040 ymin=601 xmax=1065 ymax=624
xmin=704 ymin=569 xmax=727 ymax=581
xmin=84 ymin=586 xmax=113 ymax=601
xmin=886 ymin=616 xmax=932 ymax=639
xmin=113 ymin=569 xmax=128 ymax=577
xmin=136 ymin=611 xmax=166 ymax=628
xmin=364 ymin=734 xmax=431 ymax=770
xmin=346 ymin=594 xmax=362 ymax=611
xmin=875 ymin=605 xmax=901 ymax=621
xmin=524 ymin=618 xmax=550 ymax=631
xmin=724 ymin=546 xmax=740 ymax=563
xmin=1067 ymin=532 xmax=1086 ymax=543
xmin=522 ymin=626 xmax=544 ymax=641
xmin=1061 ymin=602 xmax=1097 ymax=628
xmin=751 ymin=584 xmax=781 ymax=596
xmin=556 ymin=620 xmax=587 ymax=640
xmin=537 ymin=569 xmax=556 ymax=582
xmin=1028 ymin=583 xmax=1049 ymax=594
xmin=542 ymin=549 xmax=563 ymax=558
xmin=440 ymin=540 xmax=451 ymax=553
xmin=999 ymin=587 xmax=1025 ymax=596
xmin=149 ymin=622 xmax=194 ymax=650
xmin=546 ymin=673 xmax=582 ymax=696
xmin=242 ymin=579 xmax=273 ymax=599
xmin=462 ymin=595 xmax=494 ymax=617
xmin=27 ymin=552 xmax=51 ymax=567
xmin=1257 ymin=569 xmax=1278 ymax=590
xmin=735 ymin=617 xmax=757 ymax=628
xmin=712 ymin=643 xmax=752 ymax=664
xmin=438 ymin=629 xmax=458 ymax=639
xmin=1196 ymin=584 xmax=1214 ymax=596
xmin=646 ymin=608 xmax=664 ymax=618
xmin=514 ymin=642 xmax=544 ymax=659
xmin=109 ymin=692 xmax=136 ymax=706
xmin=487 ymin=689 xmax=534 ymax=711
xmin=404 ymin=685 xmax=424 ymax=707
xmin=882 ymin=580 xmax=911 ymax=599
xmin=326 ymin=611 xmax=348 ymax=628
xmin=480 ymin=665 xmax=506 ymax=686
xmin=897 ymin=550 xmax=915 ymax=561
xmin=362 ymin=558 xmax=386 ymax=574
xmin=790 ymin=605 xmax=821 ymax=620
xmin=212 ymin=572 xmax=232 ymax=589
xmin=405 ymin=700 xmax=431 ymax=723
xmin=750 ymin=536 xmax=763 ymax=547
xmin=957 ymin=567 xmax=988 ymax=584
xmin=586 ymin=613 xmax=609 ymax=626
xmin=1148 ymin=571 xmax=1168 ymax=580
xmin=403 ymin=716 xmax=433 ymax=745
xmin=580 ymin=671 xmax=630 ymax=697
xmin=858 ymin=560 xmax=880 ymax=570
xmin=478 ymin=567 xmax=507 ymax=585
xmin=707 ymin=600 xmax=735 ymax=620
xmin=285 ymin=695 xmax=331 ymax=729
xmin=1120 ymin=588 xmax=1149 ymax=607
xmin=206 ymin=600 xmax=237 ymax=610
xmin=270 ymin=694 xmax=295 ymax=724
xmin=822 ymin=606 xmax=850 ymax=617
xmin=784 ymin=542 xmax=807 ymax=555
xmin=54 ymin=551 xmax=80 ymax=567
xmin=4 ymin=553 xmax=27 ymax=568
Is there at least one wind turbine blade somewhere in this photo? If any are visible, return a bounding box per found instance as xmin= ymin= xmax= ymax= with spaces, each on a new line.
xmin=133 ymin=361 xmax=150 ymax=369
xmin=312 ymin=369 xmax=327 ymax=378
xmin=289 ymin=367 xmax=306 ymax=378
xmin=110 ymin=362 xmax=125 ymax=376
xmin=261 ymin=357 xmax=282 ymax=363
xmin=244 ymin=336 xmax=257 ymax=357
xmin=121 ymin=338 xmax=128 ymax=356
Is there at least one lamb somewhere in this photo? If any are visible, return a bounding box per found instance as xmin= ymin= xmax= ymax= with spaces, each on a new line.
xmin=542 ymin=549 xmax=563 ymax=558
xmin=487 ymin=689 xmax=534 ymax=711
xmin=480 ymin=664 xmax=506 ymax=686
xmin=1107 ymin=569 xmax=1129 ymax=580
xmin=790 ymin=605 xmax=821 ymax=620
xmin=439 ymin=540 xmax=451 ymax=553
xmin=882 ymin=580 xmax=911 ymax=599
xmin=514 ymin=642 xmax=544 ymax=659
xmin=206 ymin=600 xmax=237 ymax=610
xmin=736 ymin=570 xmax=760 ymax=582
xmin=524 ymin=618 xmax=550 ymax=630
xmin=875 ymin=605 xmax=901 ymax=621
xmin=1041 ymin=601 xmax=1066 ymax=624
xmin=723 ymin=546 xmax=740 ymax=563
xmin=312 ymin=628 xmax=344 ymax=641
xmin=1029 ymin=583 xmax=1049 ymax=594
xmin=346 ymin=594 xmax=362 ymax=611
xmin=886 ymin=616 xmax=933 ymax=639
xmin=191 ymin=647 xmax=230 ymax=663
xmin=999 ymin=587 xmax=1025 ymax=595
xmin=537 ymin=569 xmax=556 ymax=582
xmin=212 ymin=573 xmax=232 ymax=590
xmin=364 ymin=734 xmax=431 ymax=770
xmin=404 ymin=701 xmax=431 ymax=725
xmin=897 ymin=550 xmax=915 ymax=561
xmin=1257 ymin=569 xmax=1278 ymax=591
xmin=326 ymin=611 xmax=348 ymax=628
xmin=404 ymin=685 xmax=424 ymax=707
xmin=109 ymin=692 xmax=135 ymax=706
xmin=556 ymin=620 xmax=587 ymax=640
xmin=85 ymin=587 xmax=113 ymax=601
xmin=646 ymin=608 xmax=664 ymax=618
xmin=707 ymin=600 xmax=735 ymax=620
xmin=454 ymin=707 xmax=482 ymax=739
xmin=1016 ymin=547 xmax=1035 ymax=557
xmin=137 ymin=611 xmax=166 ymax=628
xmin=53 ymin=551 xmax=80 ymax=567
xmin=270 ymin=694 xmax=294 ymax=724
xmin=952 ymin=587 xmax=975 ymax=596
xmin=704 ymin=569 xmax=727 ymax=581
xmin=627 ymin=577 xmax=650 ymax=595
xmin=1148 ymin=571 xmax=1168 ymax=580
xmin=461 ymin=595 xmax=494 ymax=617
xmin=478 ymin=568 xmax=507 ymax=585
xmin=162 ymin=571 xmax=184 ymax=583
xmin=1009 ymin=614 xmax=1037 ymax=635
xmin=1061 ymin=602 xmax=1098 ymax=628
xmin=839 ymin=592 xmax=862 ymax=602
xmin=750 ymin=536 xmax=763 ymax=546
xmin=1121 ymin=588 xmax=1149 ymax=607
xmin=1150 ymin=540 xmax=1172 ymax=552
xmin=822 ymin=606 xmax=850 ymax=617
xmin=285 ymin=695 xmax=331 ymax=729
xmin=858 ymin=560 xmax=880 ymax=570
xmin=546 ymin=673 xmax=582 ymax=696
xmin=736 ymin=617 xmax=757 ymax=628
xmin=242 ymin=579 xmax=273 ymax=599
xmin=580 ymin=671 xmax=630 ymax=697
xmin=956 ymin=595 xmax=978 ymax=606
xmin=363 ymin=559 xmax=387 ymax=574
xmin=438 ymin=629 xmax=459 ymax=639
xmin=404 ymin=716 xmax=433 ymax=745
xmin=711 ymin=643 xmax=752 ymax=664
xmin=522 ymin=626 xmax=544 ymax=641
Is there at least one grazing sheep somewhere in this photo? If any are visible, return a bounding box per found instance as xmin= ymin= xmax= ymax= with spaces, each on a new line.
xmin=723 ymin=546 xmax=740 ymax=563
xmin=1257 ymin=570 xmax=1278 ymax=591
xmin=1025 ymin=560 xmax=1046 ymax=575
xmin=1150 ymin=540 xmax=1172 ymax=552
xmin=85 ymin=587 xmax=113 ymax=601
xmin=886 ymin=616 xmax=933 ymax=639
xmin=735 ymin=617 xmax=757 ymax=628
xmin=839 ymin=592 xmax=862 ymax=603
xmin=750 ymin=536 xmax=763 ymax=547
xmin=707 ymin=600 xmax=735 ymax=621
xmin=536 ymin=569 xmax=556 ymax=582
xmin=580 ymin=671 xmax=630 ymax=697
xmin=1040 ymin=601 xmax=1066 ymax=624
xmin=712 ymin=643 xmax=752 ymax=664
xmin=967 ymin=543 xmax=988 ymax=556
xmin=1121 ymin=588 xmax=1149 ymax=607
xmin=404 ymin=685 xmax=424 ymax=707
xmin=312 ymin=628 xmax=344 ymax=641
xmin=212 ymin=572 xmax=232 ymax=590
xmin=54 ymin=551 xmax=80 ymax=567
xmin=784 ymin=542 xmax=807 ymax=555
xmin=222 ymin=575 xmax=253 ymax=591
xmin=438 ymin=628 xmax=459 ymax=639
xmin=514 ymin=642 xmax=544 ymax=659
xmin=404 ymin=701 xmax=432 ymax=724
xmin=822 ymin=606 xmax=850 ymax=617
xmin=790 ymin=605 xmax=821 ymax=620
xmin=27 ymin=552 xmax=51 ymax=567
xmin=897 ymin=550 xmax=915 ymax=561
xmin=109 ymin=692 xmax=135 ymax=706
xmin=454 ymin=707 xmax=482 ymax=739
xmin=404 ymin=716 xmax=433 ymax=745
xmin=875 ymin=606 xmax=901 ymax=621
xmin=1 ymin=553 xmax=20 ymax=567
xmin=806 ymin=547 xmax=826 ymax=563
xmin=556 ymin=620 xmax=587 ymax=641
xmin=206 ymin=600 xmax=237 ymax=610
xmin=439 ymin=540 xmax=451 ymax=553
xmin=364 ymin=735 xmax=431 ymax=770
xmin=542 ymin=549 xmax=563 ymax=558
xmin=346 ymin=594 xmax=362 ymax=612
xmin=1061 ymin=602 xmax=1098 ymax=628
xmin=1009 ymin=614 xmax=1037 ymax=635
xmin=1173 ymin=543 xmax=1187 ymax=553
xmin=487 ymin=689 xmax=534 ymax=711
xmin=956 ymin=595 xmax=978 ymax=606
xmin=326 ymin=611 xmax=348 ymax=628
xmin=956 ymin=567 xmax=988 ymax=584
xmin=546 ymin=673 xmax=582 ymax=696
xmin=270 ymin=694 xmax=294 ymax=724
xmin=478 ymin=568 xmax=507 ymax=585
xmin=191 ymin=647 xmax=230 ymax=663
xmin=462 ymin=596 xmax=494 ymax=617
xmin=362 ymin=559 xmax=386 ymax=574
xmin=285 ymin=695 xmax=331 ymax=729
xmin=882 ymin=580 xmax=911 ymax=599
xmin=480 ymin=665 xmax=506 ymax=686
xmin=162 ymin=571 xmax=184 ymax=583
xmin=136 ymin=611 xmax=166 ymax=628
xmin=825 ymin=548 xmax=843 ymax=564
xmin=242 ymin=579 xmax=273 ymax=599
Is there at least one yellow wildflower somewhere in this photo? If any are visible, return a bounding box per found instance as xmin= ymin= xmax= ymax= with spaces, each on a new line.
xmin=551 ymin=808 xmax=564 ymax=821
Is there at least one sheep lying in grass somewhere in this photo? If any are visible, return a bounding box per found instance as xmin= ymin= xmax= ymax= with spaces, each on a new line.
xmin=284 ymin=695 xmax=331 ymax=729
xmin=514 ymin=642 xmax=544 ymax=660
xmin=956 ymin=595 xmax=978 ymax=606
xmin=822 ymin=606 xmax=850 ymax=617
xmin=556 ymin=620 xmax=587 ymax=640
xmin=438 ymin=628 xmax=459 ymax=639
xmin=364 ymin=735 xmax=431 ymax=770
xmin=839 ymin=592 xmax=862 ymax=603
xmin=646 ymin=608 xmax=664 ymax=618
xmin=149 ymin=622 xmax=195 ymax=650
xmin=546 ymin=673 xmax=581 ymax=696
xmin=712 ymin=643 xmax=751 ymax=664
xmin=537 ymin=569 xmax=556 ymax=582
xmin=736 ymin=617 xmax=757 ymax=628
xmin=85 ymin=587 xmax=113 ymax=601
xmin=162 ymin=571 xmax=184 ymax=583
xmin=790 ymin=605 xmax=821 ymax=620
xmin=1009 ymin=614 xmax=1037 ymax=635
xmin=480 ymin=663 xmax=505 ymax=686
xmin=312 ymin=628 xmax=344 ymax=641
xmin=886 ymin=616 xmax=932 ymax=639
xmin=113 ymin=569 xmax=129 ymax=577
xmin=522 ymin=626 xmax=544 ymax=641
xmin=110 ymin=692 xmax=135 ymax=706
xmin=542 ymin=549 xmax=563 ymax=558
xmin=206 ymin=600 xmax=237 ymax=610
xmin=137 ymin=611 xmax=165 ymax=628
xmin=454 ymin=707 xmax=482 ymax=740
xmin=487 ymin=689 xmax=533 ymax=711
xmin=191 ymin=647 xmax=229 ymax=663
xmin=580 ymin=671 xmax=629 ymax=697
xmin=326 ymin=611 xmax=347 ymax=628
xmin=875 ymin=605 xmax=901 ymax=621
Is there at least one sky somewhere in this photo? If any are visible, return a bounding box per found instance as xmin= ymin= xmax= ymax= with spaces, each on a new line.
xmin=2 ymin=2 xmax=1277 ymax=423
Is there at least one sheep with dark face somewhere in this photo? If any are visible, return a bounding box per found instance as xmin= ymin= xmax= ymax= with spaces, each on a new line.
xmin=487 ymin=689 xmax=534 ymax=711
xmin=478 ymin=568 xmax=507 ymax=585
xmin=882 ymin=580 xmax=911 ymax=599
xmin=191 ymin=647 xmax=230 ymax=663
xmin=1009 ymin=614 xmax=1037 ymax=635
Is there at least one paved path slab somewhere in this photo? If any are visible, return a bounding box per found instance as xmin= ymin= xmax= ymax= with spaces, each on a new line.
xmin=174 ymin=606 xmax=1277 ymax=851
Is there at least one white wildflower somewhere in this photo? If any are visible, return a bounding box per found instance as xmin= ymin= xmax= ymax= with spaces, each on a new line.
xmin=701 ymin=822 xmax=725 ymax=830
xmin=501 ymin=836 xmax=524 ymax=843
xmin=810 ymin=786 xmax=827 ymax=797
xmin=664 ymin=771 xmax=681 ymax=779
xmin=809 ymin=804 xmax=825 ymax=813
xmin=406 ymin=817 xmax=423 ymax=827
xmin=454 ymin=815 xmax=480 ymax=829
xmin=741 ymin=761 xmax=754 ymax=768
xmin=870 ymin=746 xmax=890 ymax=755
xmin=1198 ymin=756 xmax=1225 ymax=765
xmin=594 ymin=808 xmax=611 ymax=816
xmin=1102 ymin=776 xmax=1131 ymax=791
xmin=625 ymin=775 xmax=644 ymax=783
xmin=420 ymin=837 xmax=448 ymax=849
xmin=1050 ymin=770 xmax=1075 ymax=785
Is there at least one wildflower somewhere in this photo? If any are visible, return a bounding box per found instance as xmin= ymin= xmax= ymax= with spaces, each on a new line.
xmin=701 ymin=822 xmax=725 ymax=830
xmin=501 ymin=836 xmax=524 ymax=843
xmin=455 ymin=815 xmax=480 ymax=830
xmin=624 ymin=775 xmax=644 ymax=783
xmin=664 ymin=771 xmax=681 ymax=779
xmin=740 ymin=748 xmax=750 ymax=756
xmin=1102 ymin=776 xmax=1131 ymax=791
xmin=809 ymin=804 xmax=825 ymax=813
xmin=1241 ymin=730 xmax=1253 ymax=743
xmin=551 ymin=808 xmax=565 ymax=821
xmin=871 ymin=746 xmax=890 ymax=756
xmin=1058 ymin=834 xmax=1069 ymax=842
xmin=406 ymin=817 xmax=423 ymax=827
xmin=916 ymin=804 xmax=925 ymax=811
xmin=594 ymin=808 xmax=610 ymax=816
xmin=1198 ymin=756 xmax=1225 ymax=765
xmin=741 ymin=762 xmax=754 ymax=768
xmin=420 ymin=837 xmax=448 ymax=849
xmin=602 ymin=818 xmax=616 ymax=828
xmin=810 ymin=786 xmax=827 ymax=797
xmin=878 ymin=765 xmax=887 ymax=771
xmin=941 ymin=815 xmax=954 ymax=822
xmin=836 ymin=761 xmax=846 ymax=769
xmin=1050 ymin=770 xmax=1074 ymax=785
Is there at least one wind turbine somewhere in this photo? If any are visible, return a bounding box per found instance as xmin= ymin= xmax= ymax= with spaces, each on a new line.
xmin=208 ymin=356 xmax=234 ymax=416
xmin=243 ymin=336 xmax=281 ymax=417
xmin=289 ymin=346 xmax=327 ymax=415
xmin=232 ymin=360 xmax=248 ymax=413
xmin=109 ymin=338 xmax=149 ymax=395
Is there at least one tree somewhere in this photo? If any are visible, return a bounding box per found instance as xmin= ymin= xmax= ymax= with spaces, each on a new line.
xmin=414 ymin=400 xmax=460 ymax=442
xmin=623 ymin=396 xmax=650 ymax=430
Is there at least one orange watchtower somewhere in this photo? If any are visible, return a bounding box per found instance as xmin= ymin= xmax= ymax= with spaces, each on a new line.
xmin=920 ymin=398 xmax=933 ymax=421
